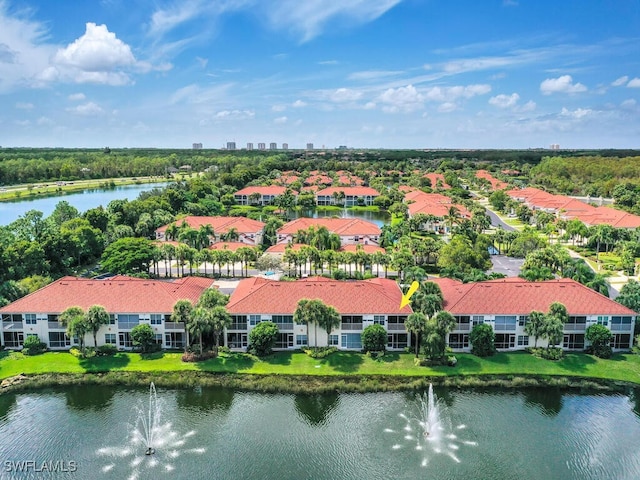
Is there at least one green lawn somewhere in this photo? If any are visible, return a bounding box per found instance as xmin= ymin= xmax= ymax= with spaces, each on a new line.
xmin=2 ymin=350 xmax=640 ymax=385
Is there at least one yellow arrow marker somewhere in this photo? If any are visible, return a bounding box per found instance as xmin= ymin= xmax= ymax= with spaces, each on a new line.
xmin=400 ymin=281 xmax=419 ymax=309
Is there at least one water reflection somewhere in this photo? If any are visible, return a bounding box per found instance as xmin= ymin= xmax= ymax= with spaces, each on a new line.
xmin=64 ymin=385 xmax=115 ymax=411
xmin=176 ymin=386 xmax=235 ymax=412
xmin=294 ymin=392 xmax=340 ymax=426
xmin=631 ymin=388 xmax=640 ymax=418
xmin=0 ymin=393 xmax=17 ymax=422
xmin=523 ymin=388 xmax=563 ymax=416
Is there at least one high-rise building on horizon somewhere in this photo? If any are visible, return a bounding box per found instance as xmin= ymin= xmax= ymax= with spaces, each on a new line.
xmin=306 ymin=143 xmax=314 ymax=150
xmin=192 ymin=143 xmax=203 ymax=150
xmin=246 ymin=142 xmax=254 ymax=150
xmin=258 ymin=143 xmax=266 ymax=150
xmin=282 ymin=143 xmax=288 ymax=150
xmin=270 ymin=142 xmax=277 ymax=150
xmin=226 ymin=142 xmax=236 ymax=150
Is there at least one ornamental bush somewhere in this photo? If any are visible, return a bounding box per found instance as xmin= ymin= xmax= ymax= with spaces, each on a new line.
xmin=248 ymin=321 xmax=279 ymax=357
xmin=361 ymin=324 xmax=387 ymax=353
xmin=22 ymin=335 xmax=47 ymax=355
xmin=585 ymin=324 xmax=613 ymax=359
xmin=469 ymin=323 xmax=495 ymax=357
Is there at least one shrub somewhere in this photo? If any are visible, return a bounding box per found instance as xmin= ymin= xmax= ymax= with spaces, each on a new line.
xmin=22 ymin=335 xmax=47 ymax=355
xmin=303 ymin=346 xmax=337 ymax=358
xmin=248 ymin=321 xmax=279 ymax=357
xmin=331 ymin=269 xmax=347 ymax=280
xmin=528 ymin=346 xmax=564 ymax=361
xmin=217 ymin=346 xmax=231 ymax=355
xmin=469 ymin=323 xmax=496 ymax=357
xmin=361 ymin=324 xmax=387 ymax=353
xmin=585 ymin=324 xmax=614 ymax=359
xmin=181 ymin=350 xmax=217 ymax=362
xmin=131 ymin=324 xmax=155 ymax=353
xmin=96 ymin=344 xmax=118 ymax=356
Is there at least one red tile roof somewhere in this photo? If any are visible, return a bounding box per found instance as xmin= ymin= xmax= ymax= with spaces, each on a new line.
xmin=265 ymin=243 xmax=307 ymax=253
xmin=234 ymin=185 xmax=288 ymax=196
xmin=156 ymin=216 xmax=265 ymax=235
xmin=227 ymin=277 xmax=412 ymax=315
xmin=0 ymin=276 xmax=214 ymax=314
xmin=277 ymin=218 xmax=381 ymax=237
xmin=305 ymin=174 xmax=333 ymax=185
xmin=209 ymin=242 xmax=251 ymax=252
xmin=431 ymin=277 xmax=637 ymax=316
xmin=405 ymin=191 xmax=472 ymax=218
xmin=315 ymin=186 xmax=380 ymax=197
xmin=476 ymin=170 xmax=509 ymax=190
xmin=339 ymin=244 xmax=386 ymax=254
xmin=423 ymin=172 xmax=450 ymax=189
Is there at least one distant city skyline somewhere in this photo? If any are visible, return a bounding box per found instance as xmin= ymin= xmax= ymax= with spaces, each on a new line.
xmin=1 ymin=1 xmax=639 ymax=149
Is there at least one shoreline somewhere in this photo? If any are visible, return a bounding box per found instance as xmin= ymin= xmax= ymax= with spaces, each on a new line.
xmin=0 ymin=371 xmax=634 ymax=396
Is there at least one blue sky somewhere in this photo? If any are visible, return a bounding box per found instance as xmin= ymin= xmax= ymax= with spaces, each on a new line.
xmin=1 ymin=0 xmax=639 ymax=149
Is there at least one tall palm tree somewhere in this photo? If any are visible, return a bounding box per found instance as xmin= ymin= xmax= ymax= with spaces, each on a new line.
xmin=171 ymin=299 xmax=194 ymax=352
xmin=405 ymin=312 xmax=427 ymax=357
xmin=197 ymin=224 xmax=215 ymax=249
xmin=60 ymin=306 xmax=87 ymax=350
xmin=165 ymin=223 xmax=180 ymax=241
xmin=189 ymin=307 xmax=214 ymax=355
xmin=84 ymin=305 xmax=110 ymax=348
xmin=222 ymin=227 xmax=240 ymax=242
xmin=210 ymin=306 xmax=232 ymax=355
xmin=161 ymin=243 xmax=176 ymax=278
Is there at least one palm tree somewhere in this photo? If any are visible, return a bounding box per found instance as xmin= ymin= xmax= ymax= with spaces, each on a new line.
xmin=405 ymin=312 xmax=428 ymax=357
xmin=189 ymin=307 xmax=214 ymax=355
xmin=59 ymin=306 xmax=87 ymax=351
xmin=237 ymin=247 xmax=258 ymax=277
xmin=196 ymin=249 xmax=209 ymax=277
xmin=161 ymin=243 xmax=176 ymax=278
xmin=293 ymin=299 xmax=313 ymax=347
xmin=444 ymin=206 xmax=460 ymax=233
xmin=84 ymin=305 xmax=110 ymax=348
xmin=184 ymin=246 xmax=197 ymax=276
xmin=171 ymin=299 xmax=194 ymax=352
xmin=165 ymin=223 xmax=180 ymax=241
xmin=210 ymin=306 xmax=232 ymax=355
xmin=524 ymin=311 xmax=546 ymax=348
xmin=248 ymin=191 xmax=262 ymax=205
xmin=222 ymin=227 xmax=240 ymax=242
xmin=175 ymin=244 xmax=189 ymax=276
xmin=197 ymin=224 xmax=215 ymax=249
xmin=179 ymin=227 xmax=199 ymax=249
xmin=317 ymin=303 xmax=341 ymax=346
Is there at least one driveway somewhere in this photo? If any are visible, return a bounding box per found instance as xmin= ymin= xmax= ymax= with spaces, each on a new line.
xmin=490 ymin=255 xmax=524 ymax=277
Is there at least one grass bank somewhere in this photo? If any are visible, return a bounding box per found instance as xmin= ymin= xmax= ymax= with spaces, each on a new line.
xmin=1 ymin=350 xmax=639 ymax=393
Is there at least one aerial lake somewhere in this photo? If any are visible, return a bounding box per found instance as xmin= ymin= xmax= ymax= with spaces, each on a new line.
xmin=0 ymin=385 xmax=638 ymax=480
xmin=0 ymin=182 xmax=168 ymax=226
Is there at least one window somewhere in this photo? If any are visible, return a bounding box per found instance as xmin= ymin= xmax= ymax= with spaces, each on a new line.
xmin=47 ymin=314 xmax=59 ymax=323
xmin=226 ymin=332 xmax=247 ymax=349
xmin=518 ymin=316 xmax=528 ymax=327
xmin=341 ymin=316 xmax=363 ymax=330
xmin=118 ymin=332 xmax=133 ymax=348
xmin=165 ymin=332 xmax=185 ymax=349
xmin=387 ymin=333 xmax=408 ymax=349
xmin=566 ymin=316 xmax=586 ymax=330
xmin=373 ymin=315 xmax=385 ymax=325
xmin=25 ymin=314 xmax=37 ymax=325
xmin=3 ymin=332 xmax=24 ymax=348
xmin=611 ymin=334 xmax=631 ymax=349
xmin=341 ymin=333 xmax=362 ymax=349
xmin=296 ymin=335 xmax=308 ymax=346
xmin=118 ymin=314 xmax=139 ymax=330
xmin=563 ymin=334 xmax=584 ymax=350
xmin=150 ymin=314 xmax=163 ymax=325
xmin=104 ymin=333 xmax=116 ymax=345
xmin=472 ymin=315 xmax=484 ymax=325
xmin=494 ymin=316 xmax=517 ymax=331
xmin=597 ymin=316 xmax=609 ymax=326
xmin=154 ymin=334 xmax=163 ymax=345
xmin=275 ymin=333 xmax=294 ymax=349
xmin=249 ymin=315 xmax=261 ymax=326
xmin=448 ymin=333 xmax=469 ymax=349
xmin=494 ymin=334 xmax=515 ymax=349
xmin=272 ymin=315 xmax=294 ymax=330
xmin=48 ymin=332 xmax=70 ymax=348
xmin=517 ymin=335 xmax=529 ymax=347
xmin=230 ymin=315 xmax=247 ymax=330
xmin=109 ymin=314 xmax=116 ymax=325
xmin=610 ymin=317 xmax=632 ymax=331
xmin=329 ymin=335 xmax=339 ymax=346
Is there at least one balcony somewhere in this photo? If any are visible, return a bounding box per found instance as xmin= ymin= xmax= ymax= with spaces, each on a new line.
xmin=563 ymin=323 xmax=586 ymax=331
xmin=3 ymin=321 xmax=23 ymax=330
xmin=341 ymin=323 xmax=363 ymax=331
xmin=274 ymin=323 xmax=293 ymax=331
xmin=454 ymin=323 xmax=471 ymax=331
xmin=165 ymin=322 xmax=185 ymax=330
xmin=387 ymin=323 xmax=406 ymax=331
xmin=48 ymin=322 xmax=65 ymax=330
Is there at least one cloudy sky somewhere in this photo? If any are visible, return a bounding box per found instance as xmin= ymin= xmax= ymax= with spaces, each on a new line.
xmin=1 ymin=0 xmax=639 ymax=149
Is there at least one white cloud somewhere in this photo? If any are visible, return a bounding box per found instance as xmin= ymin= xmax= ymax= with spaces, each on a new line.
xmin=438 ymin=102 xmax=457 ymax=113
xmin=612 ymin=75 xmax=628 ymax=87
xmin=489 ymin=93 xmax=520 ymax=108
xmin=540 ymin=75 xmax=587 ymax=95
xmin=262 ymin=0 xmax=402 ymax=42
xmin=621 ymin=99 xmax=637 ymax=109
xmin=318 ymin=60 xmax=339 ymax=65
xmin=560 ymin=107 xmax=592 ymax=119
xmin=424 ymin=84 xmax=491 ymax=102
xmin=68 ymin=93 xmax=86 ymax=101
xmin=378 ymin=84 xmax=423 ymax=113
xmin=516 ymin=100 xmax=536 ymax=112
xmin=348 ymin=70 xmax=403 ymax=81
xmin=36 ymin=116 xmax=54 ymax=126
xmin=274 ymin=116 xmax=288 ymax=124
xmin=628 ymin=77 xmax=640 ymax=88
xmin=66 ymin=102 xmax=104 ymax=116
xmin=363 ymin=101 xmax=376 ymax=110
xmin=292 ymin=100 xmax=307 ymax=108
xmin=329 ymin=88 xmax=363 ymax=102
xmin=15 ymin=102 xmax=34 ymax=110
xmin=214 ymin=109 xmax=255 ymax=120
xmin=272 ymin=104 xmax=286 ymax=112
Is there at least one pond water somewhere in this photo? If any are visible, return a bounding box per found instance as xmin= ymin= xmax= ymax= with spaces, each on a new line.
xmin=0 ymin=182 xmax=168 ymax=226
xmin=0 ymin=386 xmax=639 ymax=480
xmin=293 ymin=208 xmax=390 ymax=227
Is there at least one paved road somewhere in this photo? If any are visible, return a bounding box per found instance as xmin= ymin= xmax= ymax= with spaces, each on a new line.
xmin=486 ymin=209 xmax=515 ymax=231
